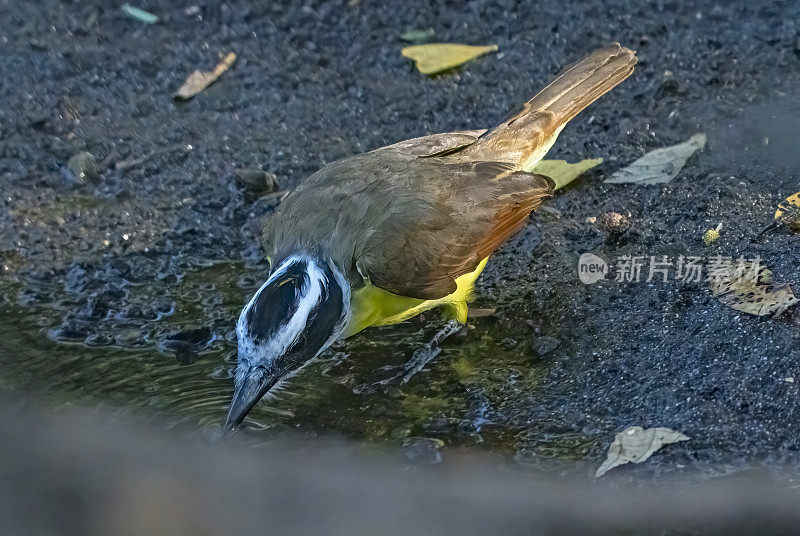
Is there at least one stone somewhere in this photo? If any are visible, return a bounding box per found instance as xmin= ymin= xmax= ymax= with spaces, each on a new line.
xmin=532 ymin=336 xmax=560 ymax=356
xmin=67 ymin=151 xmax=101 ymax=184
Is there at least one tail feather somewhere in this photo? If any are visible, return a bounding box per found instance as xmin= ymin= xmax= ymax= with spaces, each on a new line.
xmin=525 ymin=44 xmax=636 ymax=122
xmin=457 ymin=43 xmax=637 ymax=170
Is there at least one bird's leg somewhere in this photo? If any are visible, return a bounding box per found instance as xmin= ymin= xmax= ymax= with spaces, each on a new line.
xmin=401 ymin=319 xmax=464 ymax=383
xmin=373 ymin=320 xmax=464 ymax=388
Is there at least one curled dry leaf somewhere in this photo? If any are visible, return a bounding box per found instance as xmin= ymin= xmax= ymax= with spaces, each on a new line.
xmin=599 ymin=212 xmax=630 ymax=235
xmin=605 ymin=133 xmax=706 ymax=185
xmin=401 ymin=43 xmax=498 ymax=75
xmin=702 ymin=228 xmax=720 ymax=245
xmin=595 ymin=426 xmax=689 ymax=478
xmin=174 ymin=52 xmax=236 ymax=100
xmin=774 ymin=191 xmax=800 ymax=231
xmin=710 ymin=261 xmax=798 ymax=317
xmin=702 ymin=223 xmax=723 ymax=246
xmin=757 ymin=191 xmax=799 ymax=237
xmin=531 ymin=158 xmax=603 ymax=190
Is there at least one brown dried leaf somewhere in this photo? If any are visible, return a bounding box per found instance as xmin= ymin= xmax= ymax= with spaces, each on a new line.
xmin=466 ymin=308 xmax=496 ymax=318
xmin=710 ymin=262 xmax=798 ymax=316
xmin=174 ymin=52 xmax=236 ymax=100
xmin=596 ymin=426 xmax=689 ymax=478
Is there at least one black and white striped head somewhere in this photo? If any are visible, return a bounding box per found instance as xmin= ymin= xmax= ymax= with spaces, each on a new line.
xmin=225 ymin=253 xmax=350 ymax=431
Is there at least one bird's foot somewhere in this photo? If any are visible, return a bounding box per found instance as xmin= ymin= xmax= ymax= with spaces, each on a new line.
xmin=370 ymin=320 xmax=464 ymax=388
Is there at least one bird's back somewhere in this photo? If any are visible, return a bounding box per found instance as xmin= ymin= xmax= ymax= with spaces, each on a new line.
xmin=261 ymin=44 xmax=637 ymax=335
xmin=262 ymin=146 xmax=553 ymax=295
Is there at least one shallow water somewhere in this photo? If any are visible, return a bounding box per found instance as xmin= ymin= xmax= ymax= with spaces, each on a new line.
xmin=0 ymin=261 xmax=576 ymax=458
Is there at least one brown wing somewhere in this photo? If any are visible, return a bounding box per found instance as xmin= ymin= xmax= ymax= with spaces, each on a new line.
xmin=355 ymin=161 xmax=554 ymax=300
xmin=378 ymin=129 xmax=487 ymax=157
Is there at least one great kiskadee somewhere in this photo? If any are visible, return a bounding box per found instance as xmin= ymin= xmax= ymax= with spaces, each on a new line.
xmin=225 ymin=44 xmax=637 ymax=430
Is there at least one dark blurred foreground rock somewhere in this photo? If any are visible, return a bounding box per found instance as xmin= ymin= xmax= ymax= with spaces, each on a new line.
xmin=1 ymin=398 xmax=799 ymax=536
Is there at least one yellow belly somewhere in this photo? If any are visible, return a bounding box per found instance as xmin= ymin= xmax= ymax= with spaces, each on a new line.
xmin=342 ymin=257 xmax=489 ymax=338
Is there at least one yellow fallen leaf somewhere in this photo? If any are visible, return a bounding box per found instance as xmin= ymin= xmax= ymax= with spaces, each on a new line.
xmin=774 ymin=190 xmax=800 ymax=231
xmin=710 ymin=261 xmax=798 ymax=317
xmin=702 ymin=228 xmax=720 ymax=245
xmin=702 ymin=223 xmax=722 ymax=246
xmin=775 ymin=191 xmax=800 ymax=219
xmin=531 ymin=158 xmax=603 ymax=190
xmin=174 ymin=52 xmax=236 ymax=100
xmin=401 ymin=43 xmax=498 ymax=75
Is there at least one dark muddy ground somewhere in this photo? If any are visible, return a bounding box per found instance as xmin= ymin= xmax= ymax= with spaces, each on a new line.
xmin=1 ymin=0 xmax=800 ymax=478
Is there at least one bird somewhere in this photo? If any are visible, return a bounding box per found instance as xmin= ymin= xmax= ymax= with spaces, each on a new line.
xmin=225 ymin=44 xmax=637 ymax=430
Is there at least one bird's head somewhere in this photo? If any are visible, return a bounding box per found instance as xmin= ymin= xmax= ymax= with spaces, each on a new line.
xmin=225 ymin=253 xmax=350 ymax=431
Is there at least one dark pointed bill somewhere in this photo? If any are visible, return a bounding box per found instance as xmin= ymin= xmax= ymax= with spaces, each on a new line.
xmin=224 ymin=367 xmax=280 ymax=433
xmin=225 ymin=253 xmax=350 ymax=433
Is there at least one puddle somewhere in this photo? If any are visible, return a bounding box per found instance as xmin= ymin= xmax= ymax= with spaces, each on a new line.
xmin=0 ymin=261 xmax=578 ymax=457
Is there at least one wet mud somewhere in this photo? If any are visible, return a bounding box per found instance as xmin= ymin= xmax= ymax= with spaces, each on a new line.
xmin=2 ymin=0 xmax=800 ymax=476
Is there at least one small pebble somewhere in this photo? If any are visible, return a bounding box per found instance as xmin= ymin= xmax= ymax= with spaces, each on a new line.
xmin=501 ymin=337 xmax=518 ymax=350
xmin=67 ymin=151 xmax=101 ymax=184
xmin=403 ymin=437 xmax=444 ymax=464
xmin=532 ymin=336 xmax=560 ymax=356
xmin=234 ymin=168 xmax=280 ymax=194
xmin=421 ymin=413 xmax=450 ymax=433
xmin=599 ymin=212 xmax=630 ymax=234
xmin=514 ymin=448 xmax=538 ymax=465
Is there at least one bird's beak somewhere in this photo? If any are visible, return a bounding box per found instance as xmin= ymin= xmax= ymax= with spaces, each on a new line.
xmin=223 ymin=367 xmax=280 ymax=433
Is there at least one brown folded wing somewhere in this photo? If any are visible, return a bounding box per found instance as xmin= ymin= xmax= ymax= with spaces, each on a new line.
xmin=380 ymin=129 xmax=486 ymax=157
xmin=354 ymin=160 xmax=554 ymax=300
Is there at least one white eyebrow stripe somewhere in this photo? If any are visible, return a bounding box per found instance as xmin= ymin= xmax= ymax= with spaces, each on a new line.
xmin=236 ymin=255 xmax=305 ymax=341
xmin=235 ymin=255 xmax=326 ymax=368
xmin=236 ymin=255 xmax=299 ymax=333
xmin=273 ymin=259 xmax=325 ymax=356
